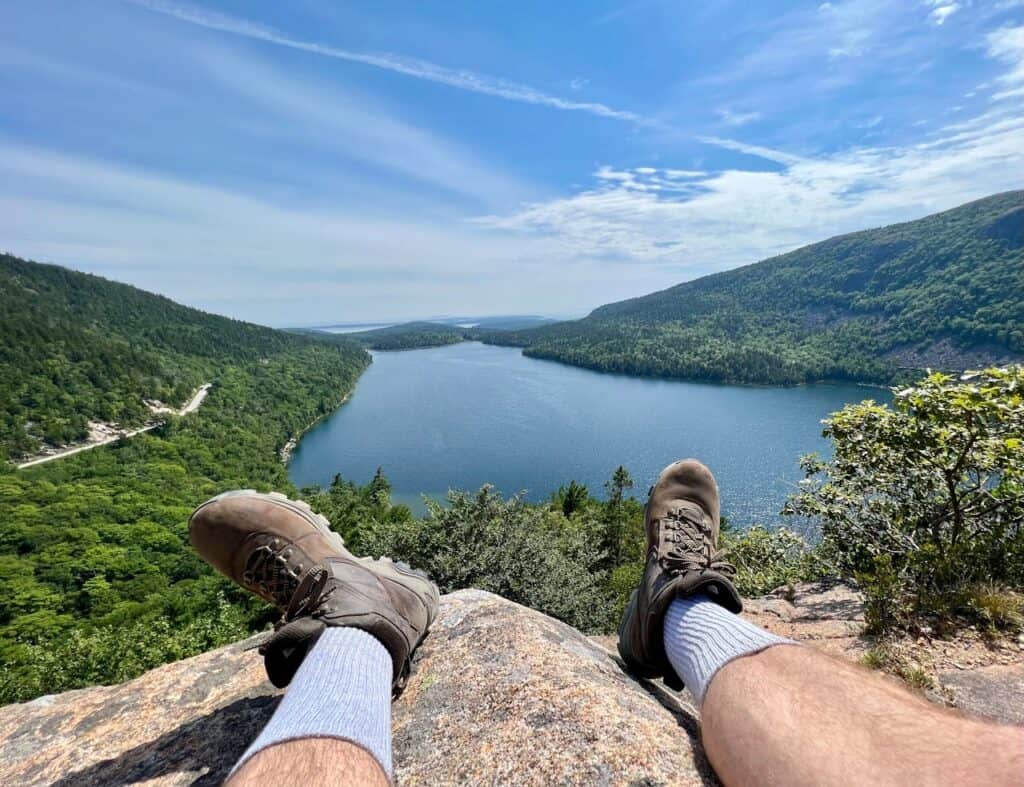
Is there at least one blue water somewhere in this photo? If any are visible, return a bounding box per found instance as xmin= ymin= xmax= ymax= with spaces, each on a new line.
xmin=289 ymin=342 xmax=889 ymax=526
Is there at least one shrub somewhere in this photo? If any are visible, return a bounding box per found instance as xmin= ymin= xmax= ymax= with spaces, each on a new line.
xmin=359 ymin=485 xmax=617 ymax=633
xmin=722 ymin=523 xmax=828 ymax=597
xmin=785 ymin=367 xmax=1024 ymax=630
xmin=967 ymin=584 xmax=1023 ymax=633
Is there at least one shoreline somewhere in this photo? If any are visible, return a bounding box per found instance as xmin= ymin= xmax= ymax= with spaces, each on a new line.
xmin=280 ymin=391 xmax=352 ymax=465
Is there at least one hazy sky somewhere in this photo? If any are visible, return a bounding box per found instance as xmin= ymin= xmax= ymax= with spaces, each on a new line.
xmin=2 ymin=1 xmax=1022 ymax=325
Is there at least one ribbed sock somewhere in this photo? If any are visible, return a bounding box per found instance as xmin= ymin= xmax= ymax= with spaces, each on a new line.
xmin=663 ymin=594 xmax=796 ymax=704
xmin=232 ymin=627 xmax=393 ymax=777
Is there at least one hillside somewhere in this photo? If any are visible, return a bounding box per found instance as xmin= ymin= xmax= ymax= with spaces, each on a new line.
xmin=0 ymin=253 xmax=368 ymax=461
xmin=347 ymin=321 xmax=466 ymax=350
xmin=308 ymin=315 xmax=558 ymax=351
xmin=483 ymin=192 xmax=1024 ymax=384
xmin=0 ymin=256 xmax=370 ymax=703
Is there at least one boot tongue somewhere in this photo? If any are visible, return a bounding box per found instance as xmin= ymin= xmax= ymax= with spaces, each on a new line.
xmin=668 ymin=500 xmax=705 ymax=523
xmin=658 ymin=501 xmax=710 ymax=571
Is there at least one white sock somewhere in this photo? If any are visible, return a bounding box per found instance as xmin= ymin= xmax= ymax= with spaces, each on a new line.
xmin=232 ymin=627 xmax=393 ymax=777
xmin=663 ymin=594 xmax=796 ymax=704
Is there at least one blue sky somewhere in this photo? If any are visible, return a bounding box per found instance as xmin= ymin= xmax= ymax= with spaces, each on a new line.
xmin=2 ymin=1 xmax=1022 ymax=325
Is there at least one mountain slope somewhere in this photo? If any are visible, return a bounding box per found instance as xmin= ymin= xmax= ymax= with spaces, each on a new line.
xmin=484 ymin=192 xmax=1024 ymax=384
xmin=0 ymin=254 xmax=366 ymax=460
xmin=0 ymin=255 xmax=370 ymax=703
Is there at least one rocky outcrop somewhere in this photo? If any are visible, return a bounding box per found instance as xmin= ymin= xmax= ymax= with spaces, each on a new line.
xmin=0 ymin=584 xmax=1020 ymax=786
xmin=0 ymin=590 xmax=715 ymax=786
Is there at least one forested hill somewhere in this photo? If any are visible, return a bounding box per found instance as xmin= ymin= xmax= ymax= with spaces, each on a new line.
xmin=0 ymin=253 xmax=369 ymax=460
xmin=1 ymin=255 xmax=370 ymax=702
xmin=346 ymin=321 xmax=466 ymax=350
xmin=483 ymin=191 xmax=1024 ymax=385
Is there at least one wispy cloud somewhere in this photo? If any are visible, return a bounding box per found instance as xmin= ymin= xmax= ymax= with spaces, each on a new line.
xmin=697 ymin=136 xmax=806 ymax=166
xmin=716 ymin=107 xmax=762 ymax=127
xmin=474 ymin=104 xmax=1024 ymax=273
xmin=131 ymin=0 xmax=646 ymax=124
xmin=987 ymin=25 xmax=1024 ymax=100
xmin=0 ymin=140 xmax=580 ymax=323
xmin=192 ymin=47 xmax=532 ymax=208
xmin=926 ymin=1 xmax=961 ymax=26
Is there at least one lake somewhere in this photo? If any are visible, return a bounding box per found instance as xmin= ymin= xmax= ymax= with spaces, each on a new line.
xmin=289 ymin=342 xmax=889 ymax=526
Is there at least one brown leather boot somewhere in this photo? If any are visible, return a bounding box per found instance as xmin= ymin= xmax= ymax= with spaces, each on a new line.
xmin=189 ymin=490 xmax=439 ymax=693
xmin=617 ymin=459 xmax=741 ymax=689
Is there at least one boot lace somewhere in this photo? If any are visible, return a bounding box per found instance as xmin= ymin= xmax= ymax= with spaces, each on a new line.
xmin=283 ymin=568 xmax=337 ymax=622
xmin=658 ymin=505 xmax=736 ymax=577
xmin=243 ymin=541 xmax=335 ymax=618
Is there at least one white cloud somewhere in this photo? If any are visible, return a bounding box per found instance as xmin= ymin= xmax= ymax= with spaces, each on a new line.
xmin=698 ymin=136 xmax=807 ymax=166
xmin=476 ymin=19 xmax=1024 ymax=274
xmin=192 ymin=47 xmax=531 ymax=208
xmin=927 ymin=2 xmax=961 ymax=25
xmin=130 ymin=0 xmax=646 ymax=124
xmin=663 ymin=169 xmax=707 ymax=179
xmin=987 ymin=25 xmax=1024 ymax=100
xmin=0 ymin=141 xmax=578 ymax=324
xmin=473 ymin=107 xmax=1024 ymax=272
xmin=716 ymin=107 xmax=762 ymax=127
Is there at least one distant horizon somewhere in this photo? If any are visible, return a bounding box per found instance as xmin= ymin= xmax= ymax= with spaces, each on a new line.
xmin=6 ymin=186 xmax=1020 ymax=332
xmin=3 ymin=2 xmax=1022 ymax=324
xmin=294 ymin=313 xmax=578 ymax=332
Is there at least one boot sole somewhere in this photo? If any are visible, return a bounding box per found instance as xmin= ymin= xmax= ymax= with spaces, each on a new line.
xmin=192 ymin=489 xmax=440 ymax=622
xmin=192 ymin=488 xmax=348 ymax=553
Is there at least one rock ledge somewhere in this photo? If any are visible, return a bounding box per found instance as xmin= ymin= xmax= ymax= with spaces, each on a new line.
xmin=1 ymin=583 xmax=1020 ymax=786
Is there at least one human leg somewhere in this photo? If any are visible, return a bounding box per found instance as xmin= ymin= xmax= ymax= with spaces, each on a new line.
xmin=229 ymin=627 xmax=392 ymax=786
xmin=699 ymin=638 xmax=1024 ymax=786
xmin=188 ymin=491 xmax=439 ymax=786
xmin=620 ymin=459 xmax=1024 ymax=787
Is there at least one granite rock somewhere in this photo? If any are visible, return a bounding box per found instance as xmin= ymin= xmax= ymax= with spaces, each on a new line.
xmin=0 ymin=590 xmax=716 ymax=786
xmin=1 ymin=583 xmax=1020 ymax=786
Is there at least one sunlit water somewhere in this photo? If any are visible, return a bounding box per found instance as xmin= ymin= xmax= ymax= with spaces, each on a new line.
xmin=289 ymin=342 xmax=889 ymax=526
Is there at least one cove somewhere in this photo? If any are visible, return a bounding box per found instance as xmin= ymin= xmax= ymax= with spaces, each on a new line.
xmin=288 ymin=342 xmax=889 ymax=525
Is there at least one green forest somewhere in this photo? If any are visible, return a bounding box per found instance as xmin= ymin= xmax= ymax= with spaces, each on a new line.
xmin=0 ymin=253 xmax=366 ymax=461
xmin=482 ymin=192 xmax=1024 ymax=385
xmin=0 ymin=254 xmax=372 ymax=701
xmin=5 ymin=365 xmax=1020 ymax=703
xmin=345 ymin=321 xmax=467 ymax=351
xmin=2 ymin=200 xmax=1022 ymax=705
xmin=0 ymin=342 xmax=369 ymax=703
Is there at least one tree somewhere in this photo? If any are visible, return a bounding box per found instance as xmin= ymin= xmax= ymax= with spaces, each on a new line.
xmin=603 ymin=466 xmax=634 ymax=565
xmin=557 ymin=480 xmax=590 ymax=519
xmin=368 ymin=467 xmax=391 ymax=507
xmin=785 ymin=367 xmax=1024 ymax=630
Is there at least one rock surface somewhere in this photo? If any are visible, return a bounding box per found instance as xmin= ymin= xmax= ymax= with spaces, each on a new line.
xmin=0 ymin=590 xmax=715 ymax=786
xmin=1 ymin=583 xmax=1020 ymax=786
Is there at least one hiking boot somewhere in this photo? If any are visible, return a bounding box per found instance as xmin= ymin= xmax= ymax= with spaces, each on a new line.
xmin=189 ymin=490 xmax=439 ymax=693
xmin=617 ymin=459 xmax=741 ymax=689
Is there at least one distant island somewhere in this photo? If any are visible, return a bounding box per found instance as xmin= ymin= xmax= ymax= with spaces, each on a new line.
xmin=300 ymin=315 xmax=559 ymax=351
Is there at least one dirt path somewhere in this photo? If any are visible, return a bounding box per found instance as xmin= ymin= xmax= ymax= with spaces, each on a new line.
xmin=16 ymin=384 xmax=211 ymax=470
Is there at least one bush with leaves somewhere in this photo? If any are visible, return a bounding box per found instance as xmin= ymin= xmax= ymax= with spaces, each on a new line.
xmin=359 ymin=485 xmax=618 ymax=633
xmin=721 ymin=523 xmax=827 ymax=597
xmin=785 ymin=367 xmax=1024 ymax=630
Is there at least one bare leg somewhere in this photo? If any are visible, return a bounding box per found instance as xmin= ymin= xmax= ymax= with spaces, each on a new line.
xmin=229 ymin=739 xmax=389 ymax=787
xmin=702 ymin=645 xmax=1024 ymax=787
xmin=226 ymin=628 xmax=394 ymax=785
